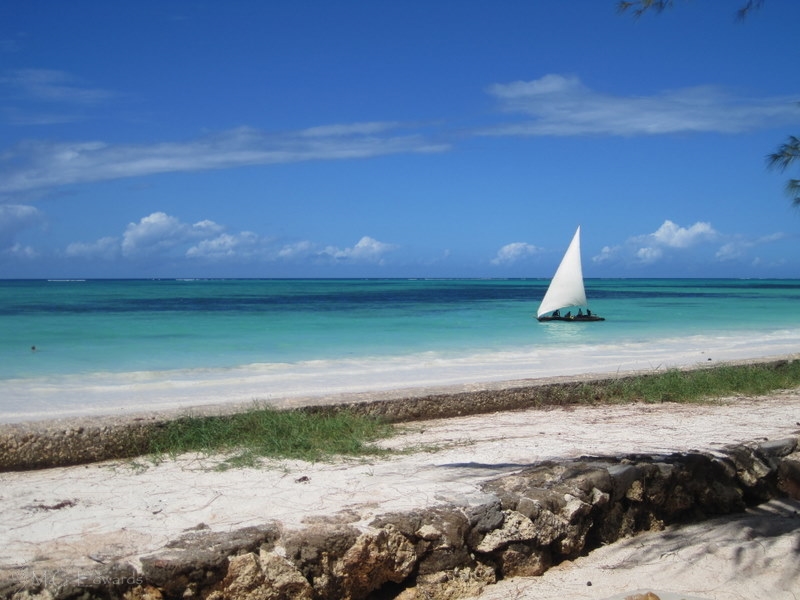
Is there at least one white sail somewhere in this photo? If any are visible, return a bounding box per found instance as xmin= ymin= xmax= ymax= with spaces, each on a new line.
xmin=537 ymin=226 xmax=587 ymax=318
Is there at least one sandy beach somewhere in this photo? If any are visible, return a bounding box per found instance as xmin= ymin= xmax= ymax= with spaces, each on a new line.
xmin=2 ymin=367 xmax=800 ymax=599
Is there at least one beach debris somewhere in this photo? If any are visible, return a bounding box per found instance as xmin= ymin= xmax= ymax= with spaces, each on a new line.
xmin=24 ymin=498 xmax=77 ymax=511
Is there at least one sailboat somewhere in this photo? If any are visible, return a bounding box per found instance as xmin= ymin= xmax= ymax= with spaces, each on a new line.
xmin=537 ymin=226 xmax=605 ymax=322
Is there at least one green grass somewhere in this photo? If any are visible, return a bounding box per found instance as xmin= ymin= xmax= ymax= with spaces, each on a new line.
xmin=144 ymin=360 xmax=800 ymax=466
xmin=577 ymin=360 xmax=800 ymax=404
xmin=148 ymin=405 xmax=395 ymax=467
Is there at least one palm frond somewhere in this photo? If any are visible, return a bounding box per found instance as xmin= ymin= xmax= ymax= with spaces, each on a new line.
xmin=786 ymin=179 xmax=800 ymax=207
xmin=766 ymin=135 xmax=800 ymax=172
xmin=617 ymin=0 xmax=673 ymax=17
xmin=736 ymin=0 xmax=766 ymax=21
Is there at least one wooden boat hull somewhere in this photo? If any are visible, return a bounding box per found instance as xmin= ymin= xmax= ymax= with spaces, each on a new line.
xmin=537 ymin=315 xmax=605 ymax=322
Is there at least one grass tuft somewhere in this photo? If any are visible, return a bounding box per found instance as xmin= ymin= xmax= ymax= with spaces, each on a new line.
xmin=148 ymin=404 xmax=394 ymax=465
xmin=592 ymin=360 xmax=800 ymax=404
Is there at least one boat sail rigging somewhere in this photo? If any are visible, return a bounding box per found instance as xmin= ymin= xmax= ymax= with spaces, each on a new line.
xmin=537 ymin=226 xmax=604 ymax=322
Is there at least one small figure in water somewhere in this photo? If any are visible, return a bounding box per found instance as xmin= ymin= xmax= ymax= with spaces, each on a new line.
xmin=31 ymin=345 xmax=37 ymax=352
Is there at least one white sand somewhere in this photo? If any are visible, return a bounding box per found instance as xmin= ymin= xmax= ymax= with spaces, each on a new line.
xmin=2 ymin=388 xmax=800 ymax=599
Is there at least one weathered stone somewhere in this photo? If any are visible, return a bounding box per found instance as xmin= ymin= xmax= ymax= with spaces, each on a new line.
xmin=726 ymin=445 xmax=774 ymax=492
xmin=758 ymin=437 xmax=798 ymax=458
xmin=465 ymin=499 xmax=504 ymax=547
xmin=475 ymin=510 xmax=537 ymax=553
xmin=624 ymin=592 xmax=662 ymax=600
xmin=514 ymin=496 xmax=540 ymax=519
xmin=209 ymin=553 xmax=264 ymax=600
xmin=562 ymin=494 xmax=591 ymax=523
xmin=334 ymin=527 xmax=416 ymax=599
xmin=282 ymin=524 xmax=359 ymax=585
xmin=529 ymin=504 xmax=567 ymax=546
xmin=258 ymin=551 xmax=314 ymax=600
xmin=123 ymin=585 xmax=163 ymax=600
xmin=389 ymin=506 xmax=472 ymax=577
xmin=626 ymin=479 xmax=645 ymax=502
xmin=370 ymin=512 xmax=422 ymax=537
xmin=608 ymin=464 xmax=642 ymax=501
xmin=778 ymin=451 xmax=800 ymax=499
xmin=561 ymin=463 xmax=614 ymax=496
xmin=499 ymin=543 xmax=552 ymax=577
xmin=140 ymin=525 xmax=279 ymax=597
xmin=591 ymin=487 xmax=610 ymax=507
xmin=415 ymin=524 xmax=441 ymax=540
xmin=206 ymin=551 xmax=313 ymax=600
xmin=398 ymin=563 xmax=496 ymax=600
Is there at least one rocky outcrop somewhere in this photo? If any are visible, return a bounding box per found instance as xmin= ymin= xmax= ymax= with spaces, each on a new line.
xmin=4 ymin=435 xmax=799 ymax=600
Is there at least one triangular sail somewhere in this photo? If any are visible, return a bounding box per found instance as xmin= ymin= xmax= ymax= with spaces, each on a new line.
xmin=537 ymin=226 xmax=587 ymax=318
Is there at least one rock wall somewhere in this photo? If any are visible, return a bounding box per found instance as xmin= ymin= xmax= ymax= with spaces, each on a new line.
xmin=4 ymin=435 xmax=799 ymax=600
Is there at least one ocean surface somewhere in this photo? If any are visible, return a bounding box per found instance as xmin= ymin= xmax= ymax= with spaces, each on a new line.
xmin=2 ymin=278 xmax=800 ymax=422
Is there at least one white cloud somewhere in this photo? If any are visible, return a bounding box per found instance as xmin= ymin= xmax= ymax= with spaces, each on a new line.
xmin=648 ymin=220 xmax=717 ymax=248
xmin=592 ymin=245 xmax=619 ymax=264
xmin=3 ymin=242 xmax=37 ymax=259
xmin=0 ymin=124 xmax=450 ymax=196
xmin=1 ymin=69 xmax=115 ymax=104
xmin=322 ymin=236 xmax=396 ymax=263
xmin=121 ymin=212 xmax=224 ymax=257
xmin=278 ymin=240 xmax=315 ymax=260
xmin=491 ymin=242 xmax=541 ymax=265
xmin=716 ymin=232 xmax=787 ymax=261
xmin=592 ymin=222 xmax=789 ymax=269
xmin=59 ymin=211 xmax=397 ymax=269
xmin=630 ymin=220 xmax=718 ymax=263
xmin=484 ymin=74 xmax=800 ymax=137
xmin=300 ymin=122 xmax=401 ymax=137
xmin=65 ymin=236 xmax=119 ymax=260
xmin=593 ymin=220 xmax=721 ymax=266
xmin=0 ymin=204 xmax=43 ymax=248
xmin=186 ymin=231 xmax=262 ymax=260
xmin=0 ymin=203 xmax=42 ymax=229
xmin=635 ymin=246 xmax=663 ymax=264
xmin=1 ymin=69 xmax=117 ymax=126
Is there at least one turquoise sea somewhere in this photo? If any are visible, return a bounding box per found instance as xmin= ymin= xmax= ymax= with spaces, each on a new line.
xmin=2 ymin=278 xmax=800 ymax=422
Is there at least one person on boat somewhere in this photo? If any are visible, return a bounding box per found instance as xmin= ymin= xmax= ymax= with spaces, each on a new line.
xmin=587 ymin=309 xmax=592 ymax=317
xmin=564 ymin=311 xmax=571 ymax=318
xmin=553 ymin=310 xmax=560 ymax=317
xmin=577 ymin=309 xmax=583 ymax=317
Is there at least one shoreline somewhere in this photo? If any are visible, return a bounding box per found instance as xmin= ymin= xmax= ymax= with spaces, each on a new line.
xmin=4 ymin=326 xmax=800 ymax=424
xmin=1 ymin=354 xmax=798 ymax=472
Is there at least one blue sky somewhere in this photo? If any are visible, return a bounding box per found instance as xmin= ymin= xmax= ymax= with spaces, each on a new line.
xmin=1 ymin=1 xmax=799 ymax=279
